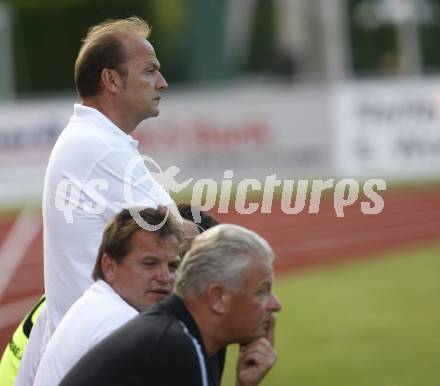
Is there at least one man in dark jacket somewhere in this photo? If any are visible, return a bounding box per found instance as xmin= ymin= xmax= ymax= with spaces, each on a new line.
xmin=60 ymin=223 xmax=282 ymax=386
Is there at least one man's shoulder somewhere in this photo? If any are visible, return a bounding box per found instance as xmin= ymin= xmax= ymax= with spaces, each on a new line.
xmin=120 ymin=303 xmax=178 ymax=341
xmin=99 ymin=304 xmax=192 ymax=356
xmin=63 ymin=113 xmax=134 ymax=150
xmin=45 ymin=120 xmax=137 ymax=186
xmin=140 ymin=306 xmax=205 ymax=366
xmin=59 ymin=306 xmax=206 ymax=386
xmin=53 ymin=121 xmax=111 ymax=157
xmin=128 ymin=309 xmax=207 ymax=385
xmin=56 ymin=283 xmax=134 ymax=330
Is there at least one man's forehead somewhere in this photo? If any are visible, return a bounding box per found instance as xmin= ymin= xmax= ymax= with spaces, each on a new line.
xmin=147 ymin=55 xmax=161 ymax=68
xmin=244 ymin=258 xmax=274 ymax=282
xmin=131 ymin=230 xmax=178 ymax=250
xmin=121 ymin=34 xmax=158 ymax=62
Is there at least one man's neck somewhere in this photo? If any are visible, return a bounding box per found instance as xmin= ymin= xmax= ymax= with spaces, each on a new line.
xmin=184 ymin=300 xmax=225 ymax=357
xmin=82 ymin=97 xmax=133 ymax=134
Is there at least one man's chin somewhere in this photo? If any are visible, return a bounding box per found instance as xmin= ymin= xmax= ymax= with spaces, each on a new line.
xmin=139 ymin=109 xmax=159 ymax=123
xmin=150 ymin=107 xmax=160 ymax=117
xmin=146 ymin=292 xmax=169 ymax=303
xmin=238 ymin=329 xmax=266 ymax=344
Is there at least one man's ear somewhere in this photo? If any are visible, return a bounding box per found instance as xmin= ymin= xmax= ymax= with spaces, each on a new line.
xmin=206 ymin=283 xmax=230 ymax=315
xmin=100 ymin=68 xmax=122 ymax=94
xmin=101 ymin=254 xmax=117 ymax=284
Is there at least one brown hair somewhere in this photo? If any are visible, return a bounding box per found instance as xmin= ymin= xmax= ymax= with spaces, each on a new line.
xmin=74 ymin=16 xmax=151 ymax=98
xmin=177 ymin=203 xmax=219 ymax=233
xmin=177 ymin=203 xmax=220 ymax=257
xmin=92 ymin=207 xmax=182 ymax=281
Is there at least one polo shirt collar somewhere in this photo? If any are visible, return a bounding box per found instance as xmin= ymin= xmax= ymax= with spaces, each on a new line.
xmin=73 ymin=103 xmax=138 ymax=147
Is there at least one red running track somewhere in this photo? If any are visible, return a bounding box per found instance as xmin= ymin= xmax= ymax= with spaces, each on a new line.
xmin=0 ymin=188 xmax=439 ymax=351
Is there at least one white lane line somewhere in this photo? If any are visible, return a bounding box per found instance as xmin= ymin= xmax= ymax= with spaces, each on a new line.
xmin=0 ymin=208 xmax=42 ymax=298
xmin=0 ymin=295 xmax=40 ymax=330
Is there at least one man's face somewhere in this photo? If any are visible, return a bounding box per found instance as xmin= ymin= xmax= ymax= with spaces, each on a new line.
xmin=226 ymin=258 xmax=282 ymax=344
xmin=106 ymin=230 xmax=179 ymax=312
xmin=119 ymin=34 xmax=168 ymax=126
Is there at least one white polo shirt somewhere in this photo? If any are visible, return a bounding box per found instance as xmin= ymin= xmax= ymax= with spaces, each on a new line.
xmin=42 ymin=104 xmax=172 ymax=332
xmin=33 ymin=280 xmax=138 ymax=386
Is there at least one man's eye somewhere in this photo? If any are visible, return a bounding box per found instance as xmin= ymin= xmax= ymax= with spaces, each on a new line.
xmin=169 ymin=263 xmax=180 ymax=272
xmin=257 ymin=287 xmax=270 ymax=296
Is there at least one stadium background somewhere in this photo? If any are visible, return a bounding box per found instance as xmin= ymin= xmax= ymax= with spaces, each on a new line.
xmin=0 ymin=1 xmax=439 ymax=385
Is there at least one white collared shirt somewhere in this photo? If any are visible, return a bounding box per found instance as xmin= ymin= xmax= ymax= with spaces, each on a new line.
xmin=33 ymin=280 xmax=138 ymax=386
xmin=42 ymin=104 xmax=172 ymax=332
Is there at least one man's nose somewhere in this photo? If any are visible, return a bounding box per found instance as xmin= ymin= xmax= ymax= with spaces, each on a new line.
xmin=155 ymin=265 xmax=173 ymax=283
xmin=268 ymin=293 xmax=282 ymax=313
xmin=156 ymin=72 xmax=168 ymax=90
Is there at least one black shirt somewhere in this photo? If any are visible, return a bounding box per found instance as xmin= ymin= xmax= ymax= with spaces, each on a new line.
xmin=59 ymin=294 xmax=225 ymax=386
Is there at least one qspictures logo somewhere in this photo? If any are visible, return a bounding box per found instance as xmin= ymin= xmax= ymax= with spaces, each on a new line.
xmin=54 ymin=155 xmax=386 ymax=231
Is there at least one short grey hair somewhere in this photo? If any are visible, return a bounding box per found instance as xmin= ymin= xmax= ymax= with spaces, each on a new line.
xmin=175 ymin=224 xmax=274 ymax=298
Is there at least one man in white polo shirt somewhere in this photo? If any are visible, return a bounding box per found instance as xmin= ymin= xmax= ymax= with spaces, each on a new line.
xmin=14 ymin=16 xmax=175 ymax=386
xmin=33 ymin=208 xmax=182 ymax=386
xmin=43 ymin=16 xmax=173 ymax=334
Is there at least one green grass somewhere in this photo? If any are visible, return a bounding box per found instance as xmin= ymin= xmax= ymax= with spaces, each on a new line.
xmin=222 ymin=242 xmax=440 ymax=386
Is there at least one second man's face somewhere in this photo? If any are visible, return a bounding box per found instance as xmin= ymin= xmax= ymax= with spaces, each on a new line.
xmin=226 ymin=258 xmax=282 ymax=344
xmin=108 ymin=230 xmax=180 ymax=312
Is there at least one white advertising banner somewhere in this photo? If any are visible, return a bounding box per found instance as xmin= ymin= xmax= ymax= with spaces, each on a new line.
xmin=3 ymin=78 xmax=439 ymax=207
xmin=0 ymin=98 xmax=73 ymax=205
xmin=134 ymin=85 xmax=330 ymax=181
xmin=333 ymin=78 xmax=440 ymax=179
xmin=0 ymin=84 xmax=330 ymax=207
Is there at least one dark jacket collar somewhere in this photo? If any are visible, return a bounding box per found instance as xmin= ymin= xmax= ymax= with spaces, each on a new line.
xmin=163 ymin=294 xmax=224 ymax=386
xmin=164 ymin=294 xmax=208 ymax=356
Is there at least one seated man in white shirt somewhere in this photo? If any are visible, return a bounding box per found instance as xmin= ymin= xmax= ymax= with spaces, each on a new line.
xmin=33 ymin=207 xmax=182 ymax=386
